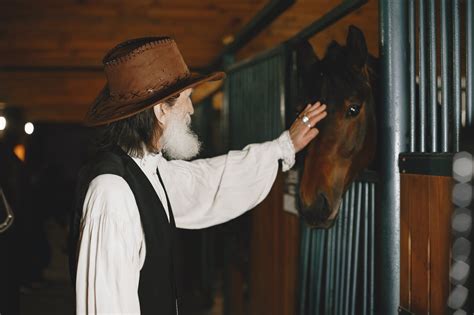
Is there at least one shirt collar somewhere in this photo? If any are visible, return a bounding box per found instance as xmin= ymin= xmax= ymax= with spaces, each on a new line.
xmin=130 ymin=150 xmax=163 ymax=175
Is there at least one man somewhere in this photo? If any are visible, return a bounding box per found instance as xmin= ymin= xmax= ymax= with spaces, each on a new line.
xmin=69 ymin=36 xmax=327 ymax=315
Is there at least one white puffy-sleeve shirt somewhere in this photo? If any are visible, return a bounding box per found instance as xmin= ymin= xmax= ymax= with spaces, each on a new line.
xmin=75 ymin=131 xmax=295 ymax=315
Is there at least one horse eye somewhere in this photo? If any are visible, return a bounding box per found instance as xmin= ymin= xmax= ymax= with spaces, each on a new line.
xmin=347 ymin=103 xmax=361 ymax=117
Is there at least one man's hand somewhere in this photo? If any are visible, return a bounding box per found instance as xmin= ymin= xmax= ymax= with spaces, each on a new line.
xmin=289 ymin=101 xmax=327 ymax=153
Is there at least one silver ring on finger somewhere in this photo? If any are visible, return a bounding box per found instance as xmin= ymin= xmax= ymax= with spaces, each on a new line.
xmin=301 ymin=114 xmax=310 ymax=124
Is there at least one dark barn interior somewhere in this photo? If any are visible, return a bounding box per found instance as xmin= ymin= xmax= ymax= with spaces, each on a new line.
xmin=1 ymin=0 xmax=473 ymax=315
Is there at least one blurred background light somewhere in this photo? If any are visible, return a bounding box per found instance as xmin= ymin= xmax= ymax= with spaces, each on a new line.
xmin=452 ymin=237 xmax=472 ymax=262
xmin=13 ymin=144 xmax=26 ymax=162
xmin=452 ymin=208 xmax=472 ymax=235
xmin=448 ymin=285 xmax=469 ymax=309
xmin=0 ymin=116 xmax=6 ymax=130
xmin=452 ymin=183 xmax=473 ymax=208
xmin=24 ymin=122 xmax=34 ymax=135
xmin=450 ymin=260 xmax=470 ymax=284
xmin=453 ymin=152 xmax=473 ymax=183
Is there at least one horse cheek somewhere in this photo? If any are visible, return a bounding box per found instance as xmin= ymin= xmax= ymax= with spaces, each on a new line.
xmin=300 ymin=143 xmax=323 ymax=206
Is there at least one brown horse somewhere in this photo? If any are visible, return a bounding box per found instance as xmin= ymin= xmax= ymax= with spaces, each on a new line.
xmin=296 ymin=26 xmax=377 ymax=228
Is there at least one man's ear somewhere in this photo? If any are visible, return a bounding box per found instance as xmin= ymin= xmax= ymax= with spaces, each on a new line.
xmin=153 ymin=103 xmax=168 ymax=126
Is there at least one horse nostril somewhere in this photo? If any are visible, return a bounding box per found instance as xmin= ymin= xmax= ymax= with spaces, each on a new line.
xmin=299 ymin=192 xmax=334 ymax=226
xmin=315 ymin=193 xmax=331 ymax=220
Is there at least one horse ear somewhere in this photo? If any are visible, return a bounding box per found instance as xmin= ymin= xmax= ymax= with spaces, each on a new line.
xmin=295 ymin=40 xmax=319 ymax=68
xmin=346 ymin=25 xmax=368 ymax=68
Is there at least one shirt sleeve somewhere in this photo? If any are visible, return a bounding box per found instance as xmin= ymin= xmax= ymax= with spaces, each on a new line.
xmin=75 ymin=175 xmax=143 ymax=315
xmin=159 ymin=131 xmax=295 ymax=229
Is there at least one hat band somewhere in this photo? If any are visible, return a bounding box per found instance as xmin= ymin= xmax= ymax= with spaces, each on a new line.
xmin=109 ymin=74 xmax=190 ymax=101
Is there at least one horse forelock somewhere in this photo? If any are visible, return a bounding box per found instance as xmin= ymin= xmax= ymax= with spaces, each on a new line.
xmin=316 ymin=56 xmax=371 ymax=109
xmin=298 ymin=42 xmax=375 ymax=135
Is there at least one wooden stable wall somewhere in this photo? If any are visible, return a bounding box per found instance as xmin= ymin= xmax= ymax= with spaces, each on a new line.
xmin=400 ymin=174 xmax=453 ymax=314
xmin=248 ymin=174 xmax=300 ymax=315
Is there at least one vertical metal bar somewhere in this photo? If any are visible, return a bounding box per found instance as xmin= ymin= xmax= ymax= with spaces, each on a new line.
xmin=336 ymin=192 xmax=348 ymax=315
xmin=350 ymin=183 xmax=363 ymax=314
xmin=339 ymin=188 xmax=351 ymax=314
xmin=379 ymin=0 xmax=408 ymax=312
xmin=468 ymin=0 xmax=474 ymax=127
xmin=428 ymin=0 xmax=437 ymax=152
xmin=222 ymin=55 xmax=234 ymax=152
xmin=334 ymin=196 xmax=344 ymax=314
xmin=307 ymin=228 xmax=314 ymax=315
xmin=409 ymin=0 xmax=416 ymax=152
xmin=328 ymin=219 xmax=337 ymax=314
xmin=324 ymin=228 xmax=333 ymax=314
xmin=223 ymin=73 xmax=231 ymax=151
xmin=315 ymin=231 xmax=325 ymax=315
xmin=344 ymin=184 xmax=356 ymax=313
xmin=370 ymin=183 xmax=375 ymax=313
xmin=453 ymin=0 xmax=461 ymax=151
xmin=440 ymin=0 xmax=451 ymax=152
xmin=308 ymin=230 xmax=318 ymax=315
xmin=419 ymin=0 xmax=427 ymax=152
xmin=299 ymin=224 xmax=310 ymax=315
xmin=330 ymin=209 xmax=338 ymax=314
xmin=362 ymin=183 xmax=369 ymax=315
xmin=279 ymin=51 xmax=287 ymax=133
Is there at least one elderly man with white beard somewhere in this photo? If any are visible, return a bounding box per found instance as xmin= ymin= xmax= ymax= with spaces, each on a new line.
xmin=69 ymin=37 xmax=327 ymax=315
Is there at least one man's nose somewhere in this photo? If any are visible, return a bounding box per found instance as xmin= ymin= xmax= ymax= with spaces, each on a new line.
xmin=187 ymin=98 xmax=194 ymax=115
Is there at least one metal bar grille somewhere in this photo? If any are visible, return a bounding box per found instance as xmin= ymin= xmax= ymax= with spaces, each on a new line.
xmin=226 ymin=49 xmax=287 ymax=150
xmin=350 ymin=184 xmax=363 ymax=314
xmin=440 ymin=0 xmax=451 ymax=152
xmin=409 ymin=0 xmax=417 ymax=152
xmin=428 ymin=0 xmax=438 ymax=152
xmin=467 ymin=0 xmax=474 ymax=127
xmin=452 ymin=0 xmax=461 ymax=152
xmin=408 ymin=0 xmax=471 ymax=153
xmin=418 ymin=0 xmax=427 ymax=152
xmin=298 ymin=179 xmax=376 ymax=315
xmin=369 ymin=182 xmax=375 ymax=313
xmin=334 ymin=198 xmax=343 ymax=315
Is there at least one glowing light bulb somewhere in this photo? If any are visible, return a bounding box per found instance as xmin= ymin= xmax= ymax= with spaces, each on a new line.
xmin=0 ymin=116 xmax=6 ymax=130
xmin=24 ymin=122 xmax=34 ymax=135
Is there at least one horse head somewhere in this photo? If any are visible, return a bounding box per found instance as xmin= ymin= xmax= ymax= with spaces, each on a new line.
xmin=296 ymin=25 xmax=377 ymax=228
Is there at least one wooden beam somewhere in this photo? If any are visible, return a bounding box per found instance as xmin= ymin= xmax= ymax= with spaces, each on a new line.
xmin=0 ymin=69 xmax=225 ymax=122
xmin=237 ymin=0 xmax=379 ymax=61
xmin=0 ymin=0 xmax=266 ymax=68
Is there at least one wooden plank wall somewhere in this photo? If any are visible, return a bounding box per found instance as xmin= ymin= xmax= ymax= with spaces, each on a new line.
xmin=237 ymin=0 xmax=379 ymax=62
xmin=400 ymin=174 xmax=453 ymax=314
xmin=248 ymin=173 xmax=300 ymax=315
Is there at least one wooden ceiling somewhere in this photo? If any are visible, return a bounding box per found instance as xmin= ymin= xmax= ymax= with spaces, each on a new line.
xmin=0 ymin=0 xmax=378 ymax=123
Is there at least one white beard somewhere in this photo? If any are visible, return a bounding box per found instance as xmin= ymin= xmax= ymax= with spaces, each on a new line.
xmin=160 ymin=111 xmax=201 ymax=160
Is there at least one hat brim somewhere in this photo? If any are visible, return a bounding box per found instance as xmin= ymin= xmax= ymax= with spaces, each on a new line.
xmin=84 ymin=71 xmax=225 ymax=126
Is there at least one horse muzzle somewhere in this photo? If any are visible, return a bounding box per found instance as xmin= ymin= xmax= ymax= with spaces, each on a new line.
xmin=299 ymin=192 xmax=339 ymax=229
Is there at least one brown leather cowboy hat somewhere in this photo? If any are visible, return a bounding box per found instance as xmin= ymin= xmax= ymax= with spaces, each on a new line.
xmin=84 ymin=36 xmax=225 ymax=126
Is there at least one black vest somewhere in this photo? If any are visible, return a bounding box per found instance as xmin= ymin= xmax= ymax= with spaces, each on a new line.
xmin=69 ymin=147 xmax=179 ymax=315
